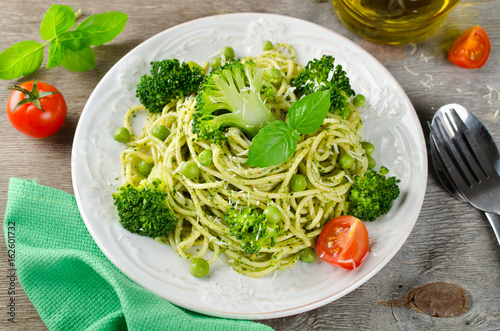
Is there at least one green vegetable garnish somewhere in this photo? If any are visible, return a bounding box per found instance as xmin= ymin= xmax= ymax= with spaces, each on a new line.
xmin=262 ymin=41 xmax=273 ymax=51
xmin=362 ymin=141 xmax=375 ymax=155
xmin=299 ymin=247 xmax=317 ymax=263
xmin=136 ymin=59 xmax=205 ymax=114
xmin=192 ymin=59 xmax=276 ymax=145
xmin=368 ymin=155 xmax=376 ymax=169
xmin=190 ymin=258 xmax=210 ymax=277
xmin=210 ymin=57 xmax=222 ymax=68
xmin=291 ymin=55 xmax=355 ymax=119
xmin=198 ymin=149 xmax=214 ymax=166
xmin=224 ymin=207 xmax=279 ymax=255
xmin=263 ymin=206 xmax=281 ymax=224
xmin=265 ymin=68 xmax=282 ymax=84
xmin=353 ymin=94 xmax=366 ymax=108
xmin=138 ymin=160 xmax=153 ymax=176
xmin=0 ymin=4 xmax=128 ymax=79
xmin=339 ymin=154 xmax=354 ymax=170
xmin=180 ymin=160 xmax=200 ymax=179
xmin=114 ymin=127 xmax=130 ymax=143
xmin=152 ymin=125 xmax=170 ymax=141
xmin=347 ymin=166 xmax=400 ymax=222
xmin=112 ymin=177 xmax=177 ymax=238
xmin=219 ymin=46 xmax=235 ymax=60
xmin=290 ymin=174 xmax=307 ymax=192
xmin=247 ymin=90 xmax=330 ymax=167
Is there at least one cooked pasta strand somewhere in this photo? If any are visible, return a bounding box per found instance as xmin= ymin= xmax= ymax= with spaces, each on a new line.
xmin=117 ymin=44 xmax=368 ymax=277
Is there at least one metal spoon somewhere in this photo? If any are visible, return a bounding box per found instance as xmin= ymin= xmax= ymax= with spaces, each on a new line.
xmin=429 ymin=103 xmax=500 ymax=246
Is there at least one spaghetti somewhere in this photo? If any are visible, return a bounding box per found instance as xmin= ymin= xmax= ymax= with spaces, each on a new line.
xmin=118 ymin=43 xmax=368 ymax=277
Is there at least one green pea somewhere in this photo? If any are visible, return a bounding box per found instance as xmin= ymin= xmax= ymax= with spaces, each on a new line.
xmin=152 ymin=125 xmax=170 ymax=141
xmin=210 ymin=57 xmax=221 ymax=68
xmin=180 ymin=160 xmax=200 ymax=179
xmin=262 ymin=40 xmax=273 ymax=51
xmin=368 ymin=155 xmax=376 ymax=169
xmin=339 ymin=154 xmax=354 ymax=170
xmin=352 ymin=94 xmax=366 ymax=107
xmin=188 ymin=61 xmax=203 ymax=72
xmin=114 ymin=127 xmax=130 ymax=143
xmin=138 ymin=160 xmax=153 ymax=176
xmin=267 ymin=68 xmax=282 ymax=84
xmin=299 ymin=247 xmax=317 ymax=263
xmin=190 ymin=258 xmax=209 ymax=277
xmin=290 ymin=174 xmax=307 ymax=192
xmin=198 ymin=149 xmax=213 ymax=166
xmin=220 ymin=46 xmax=235 ymax=60
xmin=362 ymin=141 xmax=375 ymax=156
xmin=263 ymin=206 xmax=281 ymax=224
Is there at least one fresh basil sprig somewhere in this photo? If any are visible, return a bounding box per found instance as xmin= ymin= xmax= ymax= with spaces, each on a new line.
xmin=247 ymin=90 xmax=331 ymax=167
xmin=0 ymin=4 xmax=127 ymax=80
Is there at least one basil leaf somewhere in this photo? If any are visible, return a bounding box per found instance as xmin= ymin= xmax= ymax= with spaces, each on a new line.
xmin=47 ymin=39 xmax=63 ymax=69
xmin=0 ymin=41 xmax=44 ymax=80
xmin=57 ymin=30 xmax=93 ymax=51
xmin=76 ymin=12 xmax=128 ymax=46
xmin=40 ymin=4 xmax=75 ymax=40
xmin=287 ymin=90 xmax=331 ymax=134
xmin=247 ymin=121 xmax=300 ymax=168
xmin=61 ymin=46 xmax=95 ymax=72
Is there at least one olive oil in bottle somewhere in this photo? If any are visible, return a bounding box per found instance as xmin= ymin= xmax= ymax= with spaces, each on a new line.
xmin=332 ymin=0 xmax=461 ymax=44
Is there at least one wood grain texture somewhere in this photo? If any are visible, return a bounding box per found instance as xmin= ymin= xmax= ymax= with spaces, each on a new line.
xmin=1 ymin=0 xmax=499 ymax=330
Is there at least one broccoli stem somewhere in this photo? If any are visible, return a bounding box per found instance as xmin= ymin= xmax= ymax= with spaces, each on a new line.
xmin=209 ymin=103 xmax=276 ymax=137
xmin=211 ymin=72 xmax=276 ymax=137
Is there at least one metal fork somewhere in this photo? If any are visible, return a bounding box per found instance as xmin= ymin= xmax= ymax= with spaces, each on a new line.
xmin=429 ymin=106 xmax=500 ymax=215
xmin=429 ymin=126 xmax=500 ymax=246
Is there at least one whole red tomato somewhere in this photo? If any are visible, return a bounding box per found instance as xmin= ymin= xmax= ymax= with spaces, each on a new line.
xmin=6 ymin=81 xmax=67 ymax=138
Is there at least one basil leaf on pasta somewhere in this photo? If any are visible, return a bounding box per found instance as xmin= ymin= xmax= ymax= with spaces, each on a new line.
xmin=287 ymin=90 xmax=330 ymax=134
xmin=247 ymin=121 xmax=300 ymax=168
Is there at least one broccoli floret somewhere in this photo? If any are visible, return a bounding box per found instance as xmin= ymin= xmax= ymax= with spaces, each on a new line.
xmin=136 ymin=59 xmax=205 ymax=113
xmin=112 ymin=177 xmax=177 ymax=238
xmin=223 ymin=207 xmax=279 ymax=255
xmin=347 ymin=166 xmax=401 ymax=222
xmin=192 ymin=59 xmax=277 ymax=145
xmin=291 ymin=55 xmax=355 ymax=119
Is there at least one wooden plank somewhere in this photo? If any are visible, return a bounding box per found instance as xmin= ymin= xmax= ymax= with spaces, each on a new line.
xmin=0 ymin=0 xmax=499 ymax=330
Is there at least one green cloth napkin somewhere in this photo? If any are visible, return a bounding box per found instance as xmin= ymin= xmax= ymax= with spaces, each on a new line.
xmin=4 ymin=178 xmax=272 ymax=331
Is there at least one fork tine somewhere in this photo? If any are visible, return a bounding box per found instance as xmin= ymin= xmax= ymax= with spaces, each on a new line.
xmin=430 ymin=117 xmax=475 ymax=191
xmin=448 ymin=108 xmax=498 ymax=179
xmin=427 ymin=124 xmax=466 ymax=200
xmin=443 ymin=110 xmax=488 ymax=183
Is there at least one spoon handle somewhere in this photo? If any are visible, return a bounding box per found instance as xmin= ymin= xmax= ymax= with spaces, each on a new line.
xmin=485 ymin=212 xmax=500 ymax=247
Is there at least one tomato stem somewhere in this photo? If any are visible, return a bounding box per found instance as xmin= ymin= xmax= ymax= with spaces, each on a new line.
xmin=7 ymin=80 xmax=59 ymax=113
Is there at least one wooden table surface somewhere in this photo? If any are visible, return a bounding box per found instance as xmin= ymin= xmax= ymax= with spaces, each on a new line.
xmin=1 ymin=0 xmax=499 ymax=330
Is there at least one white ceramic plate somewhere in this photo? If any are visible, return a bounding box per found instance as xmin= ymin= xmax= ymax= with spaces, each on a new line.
xmin=71 ymin=13 xmax=427 ymax=320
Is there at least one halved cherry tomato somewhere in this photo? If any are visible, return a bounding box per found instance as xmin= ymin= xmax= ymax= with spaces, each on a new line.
xmin=317 ymin=215 xmax=369 ymax=270
xmin=6 ymin=81 xmax=67 ymax=138
xmin=448 ymin=26 xmax=490 ymax=69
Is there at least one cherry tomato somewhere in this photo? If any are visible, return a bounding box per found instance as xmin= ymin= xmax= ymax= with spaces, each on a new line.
xmin=317 ymin=215 xmax=369 ymax=270
xmin=6 ymin=81 xmax=67 ymax=138
xmin=448 ymin=26 xmax=490 ymax=69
